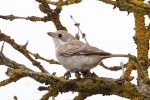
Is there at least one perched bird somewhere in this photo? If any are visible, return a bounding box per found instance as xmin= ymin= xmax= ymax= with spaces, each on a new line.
xmin=47 ymin=30 xmax=132 ymax=79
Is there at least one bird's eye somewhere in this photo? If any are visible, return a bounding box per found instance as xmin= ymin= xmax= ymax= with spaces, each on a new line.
xmin=58 ymin=34 xmax=62 ymax=38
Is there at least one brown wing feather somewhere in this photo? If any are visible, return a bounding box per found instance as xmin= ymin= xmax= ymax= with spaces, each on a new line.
xmin=79 ymin=45 xmax=111 ymax=55
xmin=57 ymin=40 xmax=111 ymax=56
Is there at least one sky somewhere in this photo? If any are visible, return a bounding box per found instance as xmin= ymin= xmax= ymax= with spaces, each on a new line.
xmin=0 ymin=0 xmax=149 ymax=100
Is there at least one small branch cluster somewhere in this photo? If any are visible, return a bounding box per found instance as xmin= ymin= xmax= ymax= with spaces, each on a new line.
xmin=70 ymin=15 xmax=89 ymax=45
xmin=99 ymin=0 xmax=150 ymax=16
xmin=0 ymin=0 xmax=67 ymax=30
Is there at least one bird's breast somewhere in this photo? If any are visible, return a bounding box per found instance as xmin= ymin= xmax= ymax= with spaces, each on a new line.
xmin=56 ymin=53 xmax=102 ymax=71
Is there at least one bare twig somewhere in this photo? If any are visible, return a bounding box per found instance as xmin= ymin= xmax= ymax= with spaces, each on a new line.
xmin=28 ymin=51 xmax=60 ymax=64
xmin=70 ymin=15 xmax=89 ymax=45
xmin=52 ymin=96 xmax=55 ymax=100
xmin=44 ymin=0 xmax=82 ymax=5
xmin=14 ymin=96 xmax=18 ymax=100
xmin=0 ymin=41 xmax=5 ymax=53
xmin=75 ymin=31 xmax=80 ymax=40
xmin=0 ymin=14 xmax=27 ymax=21
xmin=131 ymin=56 xmax=148 ymax=78
xmin=99 ymin=61 xmax=126 ymax=71
xmin=120 ymin=62 xmax=124 ymax=76
xmin=0 ymin=15 xmax=48 ymax=22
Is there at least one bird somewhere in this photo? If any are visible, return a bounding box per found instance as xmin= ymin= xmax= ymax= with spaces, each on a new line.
xmin=47 ymin=30 xmax=132 ymax=79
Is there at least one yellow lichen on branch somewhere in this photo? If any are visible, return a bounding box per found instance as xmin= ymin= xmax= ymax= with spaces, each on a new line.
xmin=0 ymin=52 xmax=142 ymax=99
xmin=133 ymin=13 xmax=150 ymax=80
xmin=99 ymin=0 xmax=150 ymax=16
xmin=1 ymin=0 xmax=150 ymax=99
xmin=121 ymin=58 xmax=134 ymax=81
xmin=40 ymin=87 xmax=58 ymax=100
xmin=129 ymin=0 xmax=150 ymax=9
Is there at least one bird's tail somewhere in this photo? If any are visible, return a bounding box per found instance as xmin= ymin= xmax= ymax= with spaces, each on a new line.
xmin=100 ymin=54 xmax=134 ymax=58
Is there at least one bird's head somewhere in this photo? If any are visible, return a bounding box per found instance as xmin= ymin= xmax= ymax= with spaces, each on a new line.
xmin=47 ymin=30 xmax=77 ymax=48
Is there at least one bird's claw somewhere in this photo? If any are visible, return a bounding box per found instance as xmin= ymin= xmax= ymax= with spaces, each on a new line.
xmin=64 ymin=71 xmax=71 ymax=80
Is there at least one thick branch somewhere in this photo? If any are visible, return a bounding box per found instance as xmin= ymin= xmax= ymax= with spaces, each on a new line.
xmin=0 ymin=53 xmax=141 ymax=99
xmin=133 ymin=13 xmax=149 ymax=80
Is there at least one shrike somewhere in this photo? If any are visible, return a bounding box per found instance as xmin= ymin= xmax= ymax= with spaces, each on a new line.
xmin=47 ymin=30 xmax=131 ymax=79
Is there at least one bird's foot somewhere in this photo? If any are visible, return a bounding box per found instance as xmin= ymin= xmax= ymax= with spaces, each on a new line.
xmin=64 ymin=70 xmax=97 ymax=79
xmin=81 ymin=70 xmax=90 ymax=78
xmin=64 ymin=70 xmax=81 ymax=80
xmin=75 ymin=71 xmax=81 ymax=79
xmin=81 ymin=70 xmax=97 ymax=78
xmin=64 ymin=71 xmax=71 ymax=80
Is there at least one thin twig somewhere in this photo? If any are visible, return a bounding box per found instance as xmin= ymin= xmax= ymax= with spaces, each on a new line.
xmin=131 ymin=56 xmax=148 ymax=78
xmin=52 ymin=96 xmax=55 ymax=100
xmin=120 ymin=62 xmax=124 ymax=76
xmin=99 ymin=61 xmax=124 ymax=71
xmin=14 ymin=96 xmax=18 ymax=100
xmin=0 ymin=41 xmax=5 ymax=53
xmin=28 ymin=51 xmax=60 ymax=64
xmin=0 ymin=15 xmax=27 ymax=21
xmin=75 ymin=31 xmax=80 ymax=40
xmin=70 ymin=15 xmax=89 ymax=45
xmin=45 ymin=0 xmax=82 ymax=5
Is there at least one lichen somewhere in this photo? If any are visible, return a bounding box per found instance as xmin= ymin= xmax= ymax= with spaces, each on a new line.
xmin=95 ymin=77 xmax=102 ymax=82
xmin=1 ymin=0 xmax=150 ymax=99
xmin=133 ymin=13 xmax=150 ymax=80
xmin=59 ymin=76 xmax=66 ymax=83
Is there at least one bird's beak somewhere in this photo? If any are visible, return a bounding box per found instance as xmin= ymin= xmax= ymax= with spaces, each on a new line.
xmin=47 ymin=32 xmax=55 ymax=37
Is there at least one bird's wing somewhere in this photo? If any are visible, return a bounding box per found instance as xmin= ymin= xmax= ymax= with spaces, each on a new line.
xmin=57 ymin=40 xmax=111 ymax=56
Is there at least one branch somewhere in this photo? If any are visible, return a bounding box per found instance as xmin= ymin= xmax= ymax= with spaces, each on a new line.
xmin=36 ymin=0 xmax=82 ymax=6
xmin=0 ymin=14 xmax=27 ymax=21
xmin=131 ymin=56 xmax=149 ymax=79
xmin=38 ymin=0 xmax=67 ymax=30
xmin=40 ymin=86 xmax=58 ymax=100
xmin=120 ymin=62 xmax=125 ymax=76
xmin=0 ymin=2 xmax=67 ymax=30
xmin=14 ymin=96 xmax=18 ymax=100
xmin=99 ymin=61 xmax=127 ymax=71
xmin=0 ymin=41 xmax=5 ymax=53
xmin=74 ymin=93 xmax=92 ymax=100
xmin=0 ymin=31 xmax=49 ymax=73
xmin=0 ymin=53 xmax=62 ymax=85
xmin=28 ymin=51 xmax=60 ymax=64
xmin=99 ymin=0 xmax=150 ymax=16
xmin=129 ymin=0 xmax=150 ymax=9
xmin=70 ymin=15 xmax=89 ymax=45
xmin=0 ymin=74 xmax=22 ymax=87
xmin=0 ymin=15 xmax=48 ymax=22
xmin=0 ymin=52 xmax=141 ymax=99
